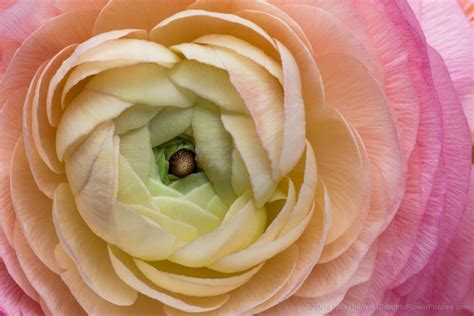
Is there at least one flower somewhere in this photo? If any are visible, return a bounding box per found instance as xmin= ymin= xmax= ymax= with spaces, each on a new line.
xmin=0 ymin=0 xmax=473 ymax=315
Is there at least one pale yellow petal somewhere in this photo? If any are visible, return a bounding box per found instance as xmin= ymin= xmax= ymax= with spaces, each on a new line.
xmin=171 ymin=43 xmax=284 ymax=178
xmin=119 ymin=126 xmax=153 ymax=182
xmin=56 ymin=90 xmax=133 ymax=161
xmin=108 ymin=245 xmax=230 ymax=312
xmin=86 ymin=63 xmax=194 ymax=107
xmin=149 ymin=107 xmax=193 ymax=147
xmin=10 ymin=138 xmax=60 ymax=272
xmin=221 ymin=113 xmax=276 ymax=207
xmin=192 ymin=100 xmax=235 ymax=205
xmin=193 ymin=34 xmax=283 ymax=83
xmin=114 ymin=104 xmax=162 ymax=135
xmin=135 ymin=259 xmax=263 ymax=297
xmin=47 ymin=29 xmax=147 ymax=126
xmin=67 ymin=122 xmax=118 ymax=241
xmin=168 ymin=200 xmax=258 ymax=267
xmin=169 ymin=60 xmax=246 ymax=113
xmin=52 ymin=184 xmax=138 ymax=305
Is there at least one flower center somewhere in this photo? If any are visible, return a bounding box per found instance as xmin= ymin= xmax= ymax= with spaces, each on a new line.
xmin=168 ymin=149 xmax=197 ymax=178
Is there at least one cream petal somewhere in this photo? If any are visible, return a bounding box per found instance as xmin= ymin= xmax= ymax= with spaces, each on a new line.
xmin=120 ymin=126 xmax=153 ymax=182
xmin=46 ymin=29 xmax=147 ymax=126
xmin=147 ymin=178 xmax=183 ymax=198
xmin=32 ymin=45 xmax=76 ymax=174
xmin=192 ymin=100 xmax=235 ymax=205
xmin=56 ymin=90 xmax=133 ymax=161
xmin=276 ymin=40 xmax=306 ymax=178
xmin=114 ymin=202 xmax=182 ymax=261
xmin=308 ymin=106 xmax=366 ymax=244
xmin=209 ymin=207 xmax=313 ymax=273
xmin=10 ymin=138 xmax=60 ymax=273
xmin=52 ymin=183 xmax=138 ymax=305
xmin=230 ymin=148 xmax=251 ymax=196
xmin=166 ymin=245 xmax=299 ymax=315
xmin=221 ymin=113 xmax=277 ymax=207
xmin=76 ymin=39 xmax=180 ymax=69
xmin=149 ymin=107 xmax=193 ymax=147
xmin=135 ymin=259 xmax=263 ymax=297
xmin=114 ymin=104 xmax=162 ymax=135
xmin=93 ymin=0 xmax=192 ymax=34
xmin=168 ymin=200 xmax=259 ymax=267
xmin=150 ymin=9 xmax=277 ymax=58
xmin=62 ymin=60 xmax=144 ymax=105
xmin=249 ymin=182 xmax=331 ymax=314
xmin=184 ymin=183 xmax=217 ymax=210
xmin=169 ymin=59 xmax=246 ymax=114
xmin=108 ymin=245 xmax=230 ymax=313
xmin=153 ymin=197 xmax=220 ymax=235
xmin=55 ymin=244 xmax=166 ymax=315
xmin=13 ymin=223 xmax=84 ymax=315
xmin=193 ymin=34 xmax=283 ymax=84
xmin=234 ymin=9 xmax=324 ymax=125
xmin=86 ymin=63 xmax=194 ymax=107
xmin=117 ymin=155 xmax=155 ymax=209
xmin=254 ymin=179 xmax=296 ymax=245
xmin=131 ymin=203 xmax=198 ymax=242
xmin=172 ymin=44 xmax=284 ymax=179
xmin=67 ymin=122 xmax=118 ymax=241
xmin=23 ymin=66 xmax=66 ymax=199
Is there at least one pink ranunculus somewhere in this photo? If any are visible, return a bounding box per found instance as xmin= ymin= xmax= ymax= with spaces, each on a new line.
xmin=0 ymin=0 xmax=473 ymax=315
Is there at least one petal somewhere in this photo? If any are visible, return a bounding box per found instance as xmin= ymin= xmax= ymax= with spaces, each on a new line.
xmin=172 ymin=43 xmax=284 ymax=179
xmin=23 ymin=65 xmax=66 ymax=199
xmin=193 ymin=34 xmax=283 ymax=83
xmin=221 ymin=113 xmax=276 ymax=207
xmin=52 ymin=183 xmax=138 ymax=306
xmin=119 ymin=126 xmax=153 ymax=182
xmin=66 ymin=122 xmax=118 ymax=241
xmin=10 ymin=138 xmax=60 ymax=272
xmin=192 ymin=100 xmax=235 ymax=205
xmin=169 ymin=59 xmax=246 ymax=113
xmin=108 ymin=245 xmax=230 ymax=313
xmin=93 ymin=0 xmax=192 ymax=34
xmin=31 ymin=45 xmax=75 ymax=174
xmin=46 ymin=29 xmax=147 ymax=126
xmin=134 ymin=259 xmax=263 ymax=297
xmin=114 ymin=104 xmax=161 ymax=135
xmin=166 ymin=245 xmax=299 ymax=315
xmin=54 ymin=244 xmax=166 ymax=315
xmin=86 ymin=62 xmax=194 ymax=107
xmin=0 ymin=9 xmax=98 ymax=105
xmin=276 ymin=40 xmax=306 ymax=177
xmin=56 ymin=90 xmax=133 ymax=161
xmin=13 ymin=222 xmax=84 ymax=315
xmin=0 ymin=90 xmax=24 ymax=245
xmin=168 ymin=199 xmax=259 ymax=267
xmin=149 ymin=107 xmax=193 ymax=147
xmin=308 ymin=106 xmax=367 ymax=244
xmin=150 ymin=9 xmax=277 ymax=58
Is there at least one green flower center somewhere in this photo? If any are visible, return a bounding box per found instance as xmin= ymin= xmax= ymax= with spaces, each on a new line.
xmin=153 ymin=136 xmax=198 ymax=185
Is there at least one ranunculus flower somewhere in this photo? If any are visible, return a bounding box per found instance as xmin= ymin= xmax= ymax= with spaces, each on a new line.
xmin=1 ymin=0 xmax=473 ymax=315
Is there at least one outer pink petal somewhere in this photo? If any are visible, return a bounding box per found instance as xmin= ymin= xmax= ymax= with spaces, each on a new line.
xmin=407 ymin=0 xmax=474 ymax=130
xmin=0 ymin=0 xmax=58 ymax=42
xmin=0 ymin=258 xmax=42 ymax=316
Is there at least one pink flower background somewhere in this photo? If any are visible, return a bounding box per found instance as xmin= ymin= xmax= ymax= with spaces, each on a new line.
xmin=0 ymin=0 xmax=473 ymax=315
